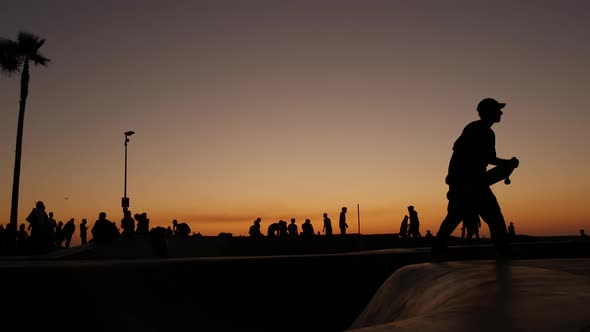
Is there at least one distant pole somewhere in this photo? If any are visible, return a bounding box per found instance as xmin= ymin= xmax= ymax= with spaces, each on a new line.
xmin=122 ymin=131 xmax=135 ymax=210
xmin=357 ymin=203 xmax=360 ymax=235
xmin=124 ymin=137 xmax=128 ymax=198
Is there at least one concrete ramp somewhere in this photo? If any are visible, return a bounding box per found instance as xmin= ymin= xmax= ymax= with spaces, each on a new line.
xmin=348 ymin=258 xmax=590 ymax=332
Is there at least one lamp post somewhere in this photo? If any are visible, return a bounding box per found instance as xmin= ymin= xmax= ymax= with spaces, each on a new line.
xmin=122 ymin=131 xmax=135 ymax=210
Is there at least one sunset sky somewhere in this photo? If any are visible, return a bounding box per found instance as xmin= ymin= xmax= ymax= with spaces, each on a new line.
xmin=1 ymin=1 xmax=589 ymax=246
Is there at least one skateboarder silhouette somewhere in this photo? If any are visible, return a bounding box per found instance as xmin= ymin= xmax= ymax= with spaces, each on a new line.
xmin=431 ymin=98 xmax=519 ymax=260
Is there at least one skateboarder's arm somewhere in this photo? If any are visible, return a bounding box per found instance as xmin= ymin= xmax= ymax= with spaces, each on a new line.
xmin=491 ymin=156 xmax=519 ymax=168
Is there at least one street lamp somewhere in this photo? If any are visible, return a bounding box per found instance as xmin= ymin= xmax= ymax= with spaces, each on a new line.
xmin=122 ymin=130 xmax=135 ymax=210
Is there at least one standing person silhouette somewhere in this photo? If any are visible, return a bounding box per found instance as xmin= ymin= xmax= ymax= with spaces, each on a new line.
xmin=79 ymin=218 xmax=88 ymax=244
xmin=91 ymin=212 xmax=116 ymax=245
xmin=399 ymin=215 xmax=409 ymax=238
xmin=507 ymin=222 xmax=516 ymax=239
xmin=287 ymin=218 xmax=298 ymax=237
xmin=322 ymin=213 xmax=333 ymax=236
xmin=431 ymin=98 xmax=519 ymax=260
xmin=16 ymin=223 xmax=29 ymax=248
xmin=464 ymin=215 xmax=482 ymax=239
xmin=339 ymin=207 xmax=348 ymax=236
xmin=120 ymin=209 xmax=135 ymax=238
xmin=407 ymin=206 xmax=421 ymax=238
xmin=25 ymin=201 xmax=49 ymax=252
xmin=63 ymin=218 xmax=76 ymax=248
xmin=47 ymin=211 xmax=57 ymax=246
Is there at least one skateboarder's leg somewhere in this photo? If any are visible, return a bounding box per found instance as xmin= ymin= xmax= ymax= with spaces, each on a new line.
xmin=479 ymin=188 xmax=510 ymax=258
xmin=432 ymin=189 xmax=471 ymax=258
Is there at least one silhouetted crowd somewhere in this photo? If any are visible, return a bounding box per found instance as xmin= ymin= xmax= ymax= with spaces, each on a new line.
xmin=248 ymin=207 xmax=351 ymax=239
xmin=0 ymin=200 xmax=195 ymax=255
xmin=2 ymin=200 xmax=587 ymax=256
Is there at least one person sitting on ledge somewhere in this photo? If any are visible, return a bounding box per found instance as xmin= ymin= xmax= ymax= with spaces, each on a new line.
xmin=249 ymin=218 xmax=264 ymax=238
xmin=301 ymin=219 xmax=315 ymax=238
xmin=172 ymin=219 xmax=191 ymax=236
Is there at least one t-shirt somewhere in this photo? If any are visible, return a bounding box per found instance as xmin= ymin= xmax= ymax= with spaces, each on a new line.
xmin=446 ymin=120 xmax=496 ymax=186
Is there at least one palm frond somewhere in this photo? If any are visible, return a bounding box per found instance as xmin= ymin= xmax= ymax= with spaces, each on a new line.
xmin=1 ymin=31 xmax=49 ymax=73
xmin=16 ymin=31 xmax=44 ymax=57
xmin=31 ymin=53 xmax=51 ymax=66
xmin=0 ymin=38 xmax=21 ymax=75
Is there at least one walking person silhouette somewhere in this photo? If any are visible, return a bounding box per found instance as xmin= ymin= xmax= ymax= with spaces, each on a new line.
xmin=431 ymin=98 xmax=519 ymax=260
xmin=339 ymin=207 xmax=348 ymax=236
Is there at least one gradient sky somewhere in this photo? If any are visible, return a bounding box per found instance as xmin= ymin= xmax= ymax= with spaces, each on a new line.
xmin=1 ymin=0 xmax=589 ymax=246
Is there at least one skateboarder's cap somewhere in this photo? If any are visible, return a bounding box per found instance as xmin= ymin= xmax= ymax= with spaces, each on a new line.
xmin=477 ymin=98 xmax=506 ymax=112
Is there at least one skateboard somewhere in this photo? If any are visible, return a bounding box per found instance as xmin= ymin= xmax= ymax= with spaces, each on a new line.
xmin=484 ymin=163 xmax=516 ymax=186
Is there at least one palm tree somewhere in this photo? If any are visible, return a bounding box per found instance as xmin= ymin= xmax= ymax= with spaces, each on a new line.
xmin=0 ymin=31 xmax=50 ymax=246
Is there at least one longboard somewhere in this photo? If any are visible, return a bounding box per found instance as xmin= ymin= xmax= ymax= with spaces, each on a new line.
xmin=484 ymin=164 xmax=516 ymax=186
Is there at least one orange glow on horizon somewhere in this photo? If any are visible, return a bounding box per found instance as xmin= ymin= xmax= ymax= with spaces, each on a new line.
xmin=1 ymin=2 xmax=589 ymax=249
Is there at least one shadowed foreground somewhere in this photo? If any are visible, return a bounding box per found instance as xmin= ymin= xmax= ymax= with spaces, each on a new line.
xmin=349 ymin=258 xmax=590 ymax=332
xmin=1 ymin=239 xmax=589 ymax=332
xmin=0 ymin=251 xmax=418 ymax=332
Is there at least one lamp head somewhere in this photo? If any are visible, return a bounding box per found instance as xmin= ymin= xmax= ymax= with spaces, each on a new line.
xmin=124 ymin=131 xmax=135 ymax=136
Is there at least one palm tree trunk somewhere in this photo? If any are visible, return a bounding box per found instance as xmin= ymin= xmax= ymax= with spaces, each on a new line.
xmin=8 ymin=60 xmax=29 ymax=247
